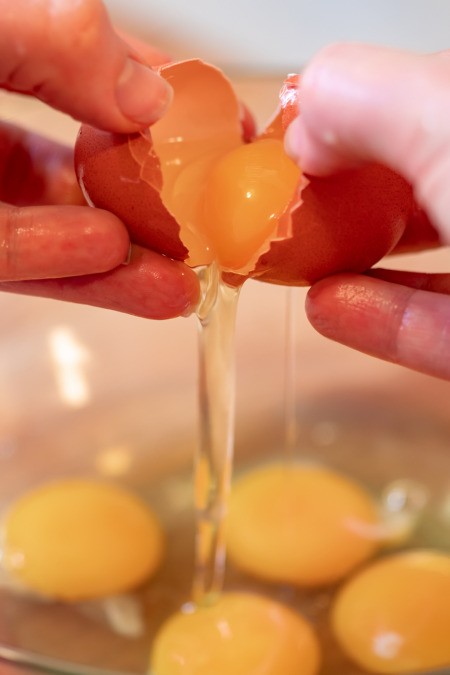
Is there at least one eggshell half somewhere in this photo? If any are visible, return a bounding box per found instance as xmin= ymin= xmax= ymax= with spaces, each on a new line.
xmin=76 ymin=126 xmax=187 ymax=260
xmin=253 ymin=163 xmax=412 ymax=285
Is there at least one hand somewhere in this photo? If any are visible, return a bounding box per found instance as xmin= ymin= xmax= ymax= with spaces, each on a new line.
xmin=286 ymin=43 xmax=450 ymax=379
xmin=0 ymin=0 xmax=199 ymax=319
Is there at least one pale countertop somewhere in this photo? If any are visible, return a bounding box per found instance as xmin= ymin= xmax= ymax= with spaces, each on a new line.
xmin=1 ymin=76 xmax=450 ymax=675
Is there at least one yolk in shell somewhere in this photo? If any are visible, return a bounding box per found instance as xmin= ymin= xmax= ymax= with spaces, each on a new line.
xmin=150 ymin=592 xmax=320 ymax=675
xmin=2 ymin=479 xmax=164 ymax=601
xmin=226 ymin=463 xmax=380 ymax=587
xmin=167 ymin=138 xmax=301 ymax=271
xmin=202 ymin=138 xmax=300 ymax=270
xmin=331 ymin=549 xmax=450 ymax=674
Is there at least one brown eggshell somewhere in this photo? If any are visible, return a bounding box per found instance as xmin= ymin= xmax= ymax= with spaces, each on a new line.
xmin=253 ymin=163 xmax=413 ymax=285
xmin=75 ymin=127 xmax=187 ymax=260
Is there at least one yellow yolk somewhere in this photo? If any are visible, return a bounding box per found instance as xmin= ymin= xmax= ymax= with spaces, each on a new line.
xmin=201 ymin=138 xmax=300 ymax=271
xmin=226 ymin=463 xmax=380 ymax=587
xmin=2 ymin=479 xmax=164 ymax=601
xmin=332 ymin=550 xmax=450 ymax=673
xmin=150 ymin=592 xmax=320 ymax=675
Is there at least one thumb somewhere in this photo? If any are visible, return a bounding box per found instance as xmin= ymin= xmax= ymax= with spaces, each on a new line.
xmin=285 ymin=43 xmax=450 ymax=243
xmin=0 ymin=0 xmax=172 ymax=132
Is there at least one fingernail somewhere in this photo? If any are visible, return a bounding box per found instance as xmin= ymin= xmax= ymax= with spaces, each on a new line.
xmin=116 ymin=58 xmax=173 ymax=126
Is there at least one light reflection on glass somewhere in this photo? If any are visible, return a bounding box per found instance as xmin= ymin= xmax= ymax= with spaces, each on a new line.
xmin=439 ymin=492 xmax=450 ymax=523
xmin=0 ymin=439 xmax=15 ymax=459
xmin=95 ymin=445 xmax=132 ymax=477
xmin=48 ymin=327 xmax=91 ymax=408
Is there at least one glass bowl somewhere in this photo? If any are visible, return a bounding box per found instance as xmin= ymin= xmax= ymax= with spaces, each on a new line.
xmin=1 ymin=271 xmax=450 ymax=675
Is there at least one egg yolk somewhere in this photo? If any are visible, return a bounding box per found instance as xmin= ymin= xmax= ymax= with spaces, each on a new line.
xmin=332 ymin=550 xmax=450 ymax=674
xmin=202 ymin=138 xmax=300 ymax=270
xmin=150 ymin=592 xmax=320 ymax=675
xmin=226 ymin=463 xmax=380 ymax=587
xmin=2 ymin=479 xmax=164 ymax=601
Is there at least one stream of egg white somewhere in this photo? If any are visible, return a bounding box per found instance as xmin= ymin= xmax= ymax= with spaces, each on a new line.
xmin=192 ymin=265 xmax=241 ymax=605
xmin=283 ymin=287 xmax=299 ymax=460
xmin=191 ymin=278 xmax=299 ymax=605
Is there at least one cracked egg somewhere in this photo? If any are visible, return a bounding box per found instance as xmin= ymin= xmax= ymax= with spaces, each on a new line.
xmin=75 ymin=60 xmax=414 ymax=285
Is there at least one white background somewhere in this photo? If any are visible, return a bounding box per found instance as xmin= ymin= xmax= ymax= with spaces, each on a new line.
xmin=105 ymin=0 xmax=450 ymax=73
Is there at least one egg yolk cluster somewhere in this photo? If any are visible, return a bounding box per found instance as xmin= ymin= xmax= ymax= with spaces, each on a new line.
xmin=4 ymin=473 xmax=447 ymax=674
xmin=2 ymin=479 xmax=164 ymax=601
xmin=332 ymin=550 xmax=450 ymax=673
xmin=150 ymin=592 xmax=320 ymax=675
xmin=226 ymin=463 xmax=380 ymax=587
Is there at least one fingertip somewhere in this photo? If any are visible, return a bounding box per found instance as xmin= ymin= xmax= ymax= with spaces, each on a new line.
xmin=284 ymin=71 xmax=366 ymax=176
xmin=305 ymin=275 xmax=339 ymax=330
xmin=305 ymin=273 xmax=378 ymax=338
xmin=83 ymin=208 xmax=132 ymax=269
xmin=284 ymin=117 xmax=340 ymax=175
xmin=115 ymin=58 xmax=173 ymax=127
xmin=159 ymin=255 xmax=201 ymax=318
xmin=125 ymin=246 xmax=200 ymax=319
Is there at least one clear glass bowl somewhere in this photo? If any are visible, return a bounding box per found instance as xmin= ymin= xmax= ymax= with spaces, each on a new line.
xmin=1 ymin=272 xmax=450 ymax=675
xmin=1 ymin=77 xmax=450 ymax=675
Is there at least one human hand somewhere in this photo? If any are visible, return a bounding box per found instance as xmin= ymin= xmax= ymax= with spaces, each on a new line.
xmin=0 ymin=0 xmax=199 ymax=319
xmin=285 ymin=43 xmax=450 ymax=379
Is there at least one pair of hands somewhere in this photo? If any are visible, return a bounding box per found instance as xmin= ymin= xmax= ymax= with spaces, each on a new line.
xmin=2 ymin=1 xmax=450 ymax=380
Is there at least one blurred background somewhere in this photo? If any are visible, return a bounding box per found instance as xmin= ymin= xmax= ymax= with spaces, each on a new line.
xmin=105 ymin=0 xmax=450 ymax=73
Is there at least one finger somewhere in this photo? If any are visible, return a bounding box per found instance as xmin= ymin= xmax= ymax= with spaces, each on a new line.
xmin=0 ymin=0 xmax=172 ymax=132
xmin=306 ymin=273 xmax=450 ymax=380
xmin=368 ymin=267 xmax=450 ymax=295
xmin=285 ymin=43 xmax=450 ymax=242
xmin=0 ymin=122 xmax=84 ymax=207
xmin=0 ymin=204 xmax=130 ymax=280
xmin=0 ymin=245 xmax=200 ymax=320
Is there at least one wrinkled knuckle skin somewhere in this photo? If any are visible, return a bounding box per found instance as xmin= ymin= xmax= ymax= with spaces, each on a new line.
xmin=42 ymin=0 xmax=106 ymax=32
xmin=50 ymin=0 xmax=108 ymax=50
